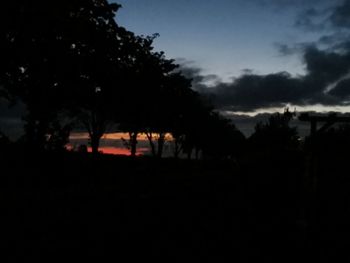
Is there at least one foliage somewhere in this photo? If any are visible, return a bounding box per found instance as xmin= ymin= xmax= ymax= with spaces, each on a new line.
xmin=0 ymin=1 xmax=130 ymax=152
xmin=0 ymin=1 xmax=247 ymax=158
xmin=249 ymin=108 xmax=299 ymax=151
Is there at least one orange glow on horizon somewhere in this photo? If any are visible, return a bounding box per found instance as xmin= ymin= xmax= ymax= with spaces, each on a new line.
xmin=70 ymin=132 xmax=174 ymax=141
xmin=87 ymin=146 xmax=149 ymax=156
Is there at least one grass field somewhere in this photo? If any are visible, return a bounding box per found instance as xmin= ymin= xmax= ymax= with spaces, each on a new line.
xmin=1 ymin=150 xmax=349 ymax=262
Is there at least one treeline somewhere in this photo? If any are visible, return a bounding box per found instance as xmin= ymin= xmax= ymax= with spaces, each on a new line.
xmin=1 ymin=1 xmax=350 ymax=160
xmin=0 ymin=0 xmax=246 ymax=158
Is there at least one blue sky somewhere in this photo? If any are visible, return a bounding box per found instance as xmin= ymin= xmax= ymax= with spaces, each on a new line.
xmin=2 ymin=0 xmax=350 ymax=140
xmin=114 ymin=0 xmax=325 ymax=81
xmin=113 ymin=0 xmax=350 ymax=114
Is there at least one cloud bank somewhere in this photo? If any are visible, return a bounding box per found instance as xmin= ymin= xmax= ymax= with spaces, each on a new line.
xmin=182 ymin=0 xmax=350 ymax=112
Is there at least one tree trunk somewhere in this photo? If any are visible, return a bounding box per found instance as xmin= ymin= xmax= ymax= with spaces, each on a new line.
xmin=157 ymin=133 xmax=165 ymax=158
xmin=90 ymin=132 xmax=101 ymax=155
xmin=195 ymin=148 xmax=200 ymax=160
xmin=84 ymin=110 xmax=106 ymax=156
xmin=146 ymin=132 xmax=157 ymax=157
xmin=129 ymin=132 xmax=138 ymax=157
xmin=24 ymin=116 xmax=49 ymax=152
xmin=174 ymin=138 xmax=180 ymax=159
xmin=187 ymin=149 xmax=192 ymax=160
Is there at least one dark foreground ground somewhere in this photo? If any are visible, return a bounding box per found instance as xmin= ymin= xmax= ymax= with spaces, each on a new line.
xmin=1 ymin=149 xmax=350 ymax=262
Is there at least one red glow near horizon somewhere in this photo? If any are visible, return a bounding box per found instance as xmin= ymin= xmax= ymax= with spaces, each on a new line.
xmin=87 ymin=146 xmax=149 ymax=156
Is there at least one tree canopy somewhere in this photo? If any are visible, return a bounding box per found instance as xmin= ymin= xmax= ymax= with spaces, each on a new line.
xmin=0 ymin=1 xmax=246 ymax=158
xmin=249 ymin=108 xmax=299 ymax=151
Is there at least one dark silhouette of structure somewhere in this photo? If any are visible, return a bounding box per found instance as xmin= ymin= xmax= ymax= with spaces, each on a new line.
xmin=299 ymin=112 xmax=350 ymax=136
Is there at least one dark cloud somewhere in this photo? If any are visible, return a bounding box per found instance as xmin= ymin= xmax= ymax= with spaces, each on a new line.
xmin=275 ymin=43 xmax=298 ymax=56
xmin=212 ymin=72 xmax=304 ymax=111
xmin=278 ymin=1 xmax=349 ymax=51
xmin=291 ymin=0 xmax=350 ymax=33
xmin=186 ymin=44 xmax=350 ymax=112
xmin=303 ymin=46 xmax=350 ymax=84
xmin=318 ymin=34 xmax=346 ymax=47
xmin=329 ymin=78 xmax=350 ymax=98
xmin=241 ymin=69 xmax=254 ymax=75
xmin=200 ymin=0 xmax=350 ymax=112
xmin=295 ymin=7 xmax=328 ymax=31
xmin=175 ymin=60 xmax=221 ymax=92
xmin=170 ymin=2 xmax=350 ymax=113
xmin=274 ymin=42 xmax=310 ymax=56
xmin=329 ymin=0 xmax=350 ymax=29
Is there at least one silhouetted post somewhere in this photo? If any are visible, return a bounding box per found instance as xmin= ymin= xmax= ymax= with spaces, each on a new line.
xmin=299 ymin=113 xmax=350 ymax=136
xmin=299 ymin=113 xmax=350 ymax=194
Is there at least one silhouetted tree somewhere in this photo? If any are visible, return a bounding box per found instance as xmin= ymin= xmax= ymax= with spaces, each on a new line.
xmin=200 ymin=112 xmax=246 ymax=159
xmin=163 ymin=73 xmax=195 ymax=158
xmin=0 ymin=131 xmax=10 ymax=151
xmin=141 ymin=54 xmax=178 ymax=158
xmin=118 ymin=35 xmax=179 ymax=157
xmin=0 ymin=0 xmax=124 ymax=153
xmin=249 ymin=108 xmax=299 ymax=151
xmin=69 ymin=26 xmax=160 ymax=155
xmin=144 ymin=71 xmax=196 ymax=158
xmin=46 ymin=120 xmax=71 ymax=152
xmin=174 ymin=92 xmax=213 ymax=159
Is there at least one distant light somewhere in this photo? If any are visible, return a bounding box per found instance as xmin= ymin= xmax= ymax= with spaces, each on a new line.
xmin=95 ymin=87 xmax=102 ymax=93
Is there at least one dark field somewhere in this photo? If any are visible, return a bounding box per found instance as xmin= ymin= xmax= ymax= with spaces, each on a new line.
xmin=1 ymin=150 xmax=350 ymax=262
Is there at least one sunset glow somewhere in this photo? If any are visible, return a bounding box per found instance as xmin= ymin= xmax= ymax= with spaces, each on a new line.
xmin=67 ymin=132 xmax=176 ymax=156
xmin=87 ymin=146 xmax=149 ymax=156
xmin=70 ymin=132 xmax=173 ymax=141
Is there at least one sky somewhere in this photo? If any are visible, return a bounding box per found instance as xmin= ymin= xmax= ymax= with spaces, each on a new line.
xmin=2 ymin=0 xmax=350 ymax=143
xmin=115 ymin=0 xmax=310 ymax=79
xmin=114 ymin=0 xmax=350 ymax=114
